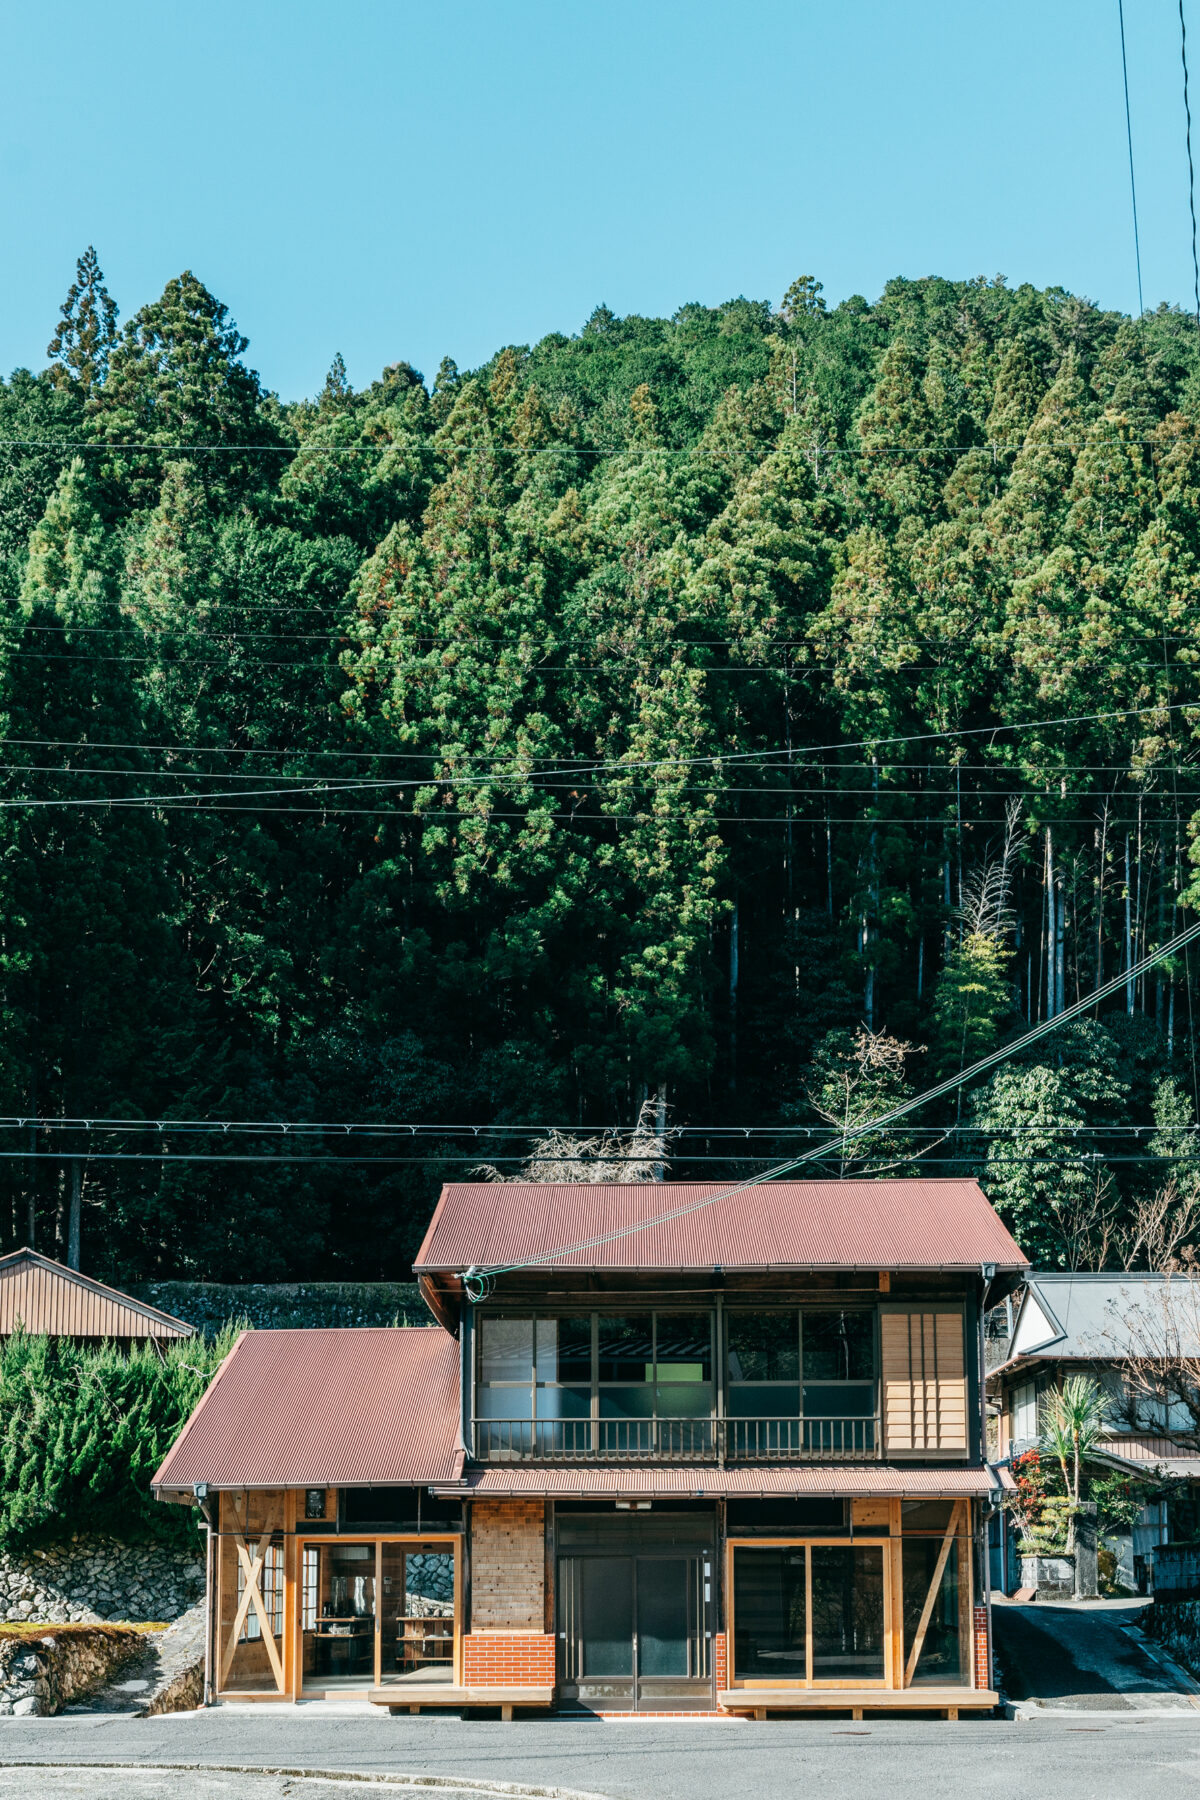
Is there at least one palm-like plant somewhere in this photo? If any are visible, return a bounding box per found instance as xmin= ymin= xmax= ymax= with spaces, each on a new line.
xmin=1039 ymin=1374 xmax=1107 ymax=1550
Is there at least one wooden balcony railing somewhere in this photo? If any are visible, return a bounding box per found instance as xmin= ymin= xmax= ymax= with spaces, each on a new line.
xmin=472 ymin=1415 xmax=880 ymax=1464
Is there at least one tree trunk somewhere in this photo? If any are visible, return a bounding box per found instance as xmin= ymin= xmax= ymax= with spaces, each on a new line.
xmin=1055 ymin=866 xmax=1066 ymax=1018
xmin=1045 ymin=826 xmax=1055 ymax=1020
xmin=67 ymin=1158 xmax=82 ymax=1270
xmin=1125 ymin=833 xmax=1134 ymax=1014
xmin=729 ymin=901 xmax=739 ymax=1095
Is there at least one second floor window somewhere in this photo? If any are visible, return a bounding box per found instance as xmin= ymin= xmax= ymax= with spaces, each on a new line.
xmin=475 ymin=1309 xmax=874 ymax=1422
xmin=476 ymin=1312 xmax=714 ymax=1420
xmin=726 ymin=1310 xmax=875 ymax=1419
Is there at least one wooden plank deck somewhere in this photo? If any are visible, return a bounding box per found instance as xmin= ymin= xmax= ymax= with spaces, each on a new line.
xmin=718 ymin=1686 xmax=997 ymax=1719
xmin=368 ymin=1685 xmax=554 ymax=1716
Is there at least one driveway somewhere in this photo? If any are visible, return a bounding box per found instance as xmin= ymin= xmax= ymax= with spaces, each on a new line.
xmin=992 ymin=1596 xmax=1200 ymax=1713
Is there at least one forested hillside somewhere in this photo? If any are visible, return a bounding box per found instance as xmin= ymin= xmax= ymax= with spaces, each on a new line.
xmin=4 ymin=255 xmax=1200 ymax=1280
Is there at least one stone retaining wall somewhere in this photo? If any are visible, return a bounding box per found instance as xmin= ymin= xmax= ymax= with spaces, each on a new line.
xmin=1146 ymin=1597 xmax=1200 ymax=1677
xmin=129 ymin=1280 xmax=425 ymax=1335
xmin=0 ymin=1535 xmax=205 ymax=1624
xmin=0 ymin=1626 xmax=144 ymax=1715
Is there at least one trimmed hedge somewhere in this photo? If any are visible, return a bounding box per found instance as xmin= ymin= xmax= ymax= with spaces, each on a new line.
xmin=0 ymin=1330 xmax=236 ymax=1549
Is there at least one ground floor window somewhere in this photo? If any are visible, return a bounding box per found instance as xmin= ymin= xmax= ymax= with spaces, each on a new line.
xmin=214 ymin=1523 xmax=461 ymax=1698
xmin=301 ymin=1538 xmax=459 ymax=1692
xmin=728 ymin=1502 xmax=972 ymax=1690
xmin=901 ymin=1533 xmax=968 ymax=1685
xmin=731 ymin=1542 xmax=887 ymax=1685
xmin=239 ymin=1542 xmax=283 ymax=1641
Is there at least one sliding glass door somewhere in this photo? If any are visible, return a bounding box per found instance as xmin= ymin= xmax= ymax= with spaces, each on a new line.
xmin=299 ymin=1537 xmax=460 ymax=1693
xmin=730 ymin=1541 xmax=889 ymax=1687
xmin=558 ymin=1552 xmax=713 ymax=1709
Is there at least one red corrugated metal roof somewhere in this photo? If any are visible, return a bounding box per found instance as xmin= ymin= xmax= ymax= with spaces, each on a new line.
xmin=415 ymin=1179 xmax=1026 ymax=1275
xmin=441 ymin=1466 xmax=998 ymax=1498
xmin=0 ymin=1248 xmax=192 ymax=1339
xmin=153 ymin=1328 xmax=461 ymax=1493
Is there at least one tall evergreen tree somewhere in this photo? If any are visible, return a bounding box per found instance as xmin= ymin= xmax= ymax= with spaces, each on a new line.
xmin=46 ymin=247 xmax=119 ymax=397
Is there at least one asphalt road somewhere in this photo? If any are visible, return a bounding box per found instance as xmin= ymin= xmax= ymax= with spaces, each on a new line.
xmin=3 ymin=1709 xmax=1200 ymax=1800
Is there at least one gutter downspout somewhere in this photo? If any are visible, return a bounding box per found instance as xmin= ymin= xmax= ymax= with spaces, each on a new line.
xmin=194 ymin=1486 xmax=216 ymax=1706
xmin=979 ymin=1264 xmax=997 ymax=1686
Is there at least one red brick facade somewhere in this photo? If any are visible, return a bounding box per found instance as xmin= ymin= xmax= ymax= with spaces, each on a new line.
xmin=713 ymin=1630 xmax=727 ymax=1693
xmin=973 ymin=1604 xmax=990 ymax=1690
xmin=462 ymin=1632 xmax=556 ymax=1688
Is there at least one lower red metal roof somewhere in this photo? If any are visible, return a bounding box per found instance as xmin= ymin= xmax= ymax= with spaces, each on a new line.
xmin=440 ymin=1465 xmax=999 ymax=1498
xmin=153 ymin=1328 xmax=462 ymax=1493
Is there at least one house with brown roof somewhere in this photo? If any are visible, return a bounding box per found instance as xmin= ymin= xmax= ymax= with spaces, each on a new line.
xmin=989 ymin=1272 xmax=1200 ymax=1594
xmin=153 ymin=1177 xmax=1026 ymax=1717
xmin=0 ymin=1247 xmax=193 ymax=1345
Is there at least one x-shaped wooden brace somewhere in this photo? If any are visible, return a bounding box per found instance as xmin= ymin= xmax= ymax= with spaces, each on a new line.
xmin=220 ymin=1495 xmax=285 ymax=1692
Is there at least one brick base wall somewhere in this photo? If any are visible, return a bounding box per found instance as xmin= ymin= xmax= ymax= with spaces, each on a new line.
xmin=973 ymin=1604 xmax=990 ymax=1690
xmin=462 ymin=1632 xmax=556 ymax=1689
xmin=714 ymin=1630 xmax=727 ymax=1691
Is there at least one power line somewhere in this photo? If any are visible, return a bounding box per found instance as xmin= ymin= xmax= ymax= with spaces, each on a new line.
xmin=1183 ymin=0 xmax=1200 ymax=330
xmin=2 ymin=701 xmax=1199 ymax=812
xmin=460 ymin=915 xmax=1200 ymax=1294
xmin=3 ymin=704 xmax=1194 ymax=768
xmin=0 ymin=1152 xmax=1185 ymax=1168
xmin=0 ymin=738 xmax=1193 ymax=775
xmin=1118 ymin=0 xmax=1145 ymax=319
xmin=10 ymin=1116 xmax=1197 ymax=1139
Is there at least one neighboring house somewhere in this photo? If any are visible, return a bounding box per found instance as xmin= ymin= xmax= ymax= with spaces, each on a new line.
xmin=989 ymin=1271 xmax=1200 ymax=1594
xmin=0 ymin=1246 xmax=194 ymax=1346
xmin=153 ymin=1177 xmax=1026 ymax=1717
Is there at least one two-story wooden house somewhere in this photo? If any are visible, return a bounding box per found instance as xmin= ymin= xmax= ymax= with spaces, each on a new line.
xmin=989 ymin=1271 xmax=1200 ymax=1593
xmin=153 ymin=1177 xmax=1025 ymax=1717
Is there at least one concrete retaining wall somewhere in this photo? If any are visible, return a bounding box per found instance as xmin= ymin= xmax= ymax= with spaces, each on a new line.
xmin=1152 ymin=1543 xmax=1200 ymax=1601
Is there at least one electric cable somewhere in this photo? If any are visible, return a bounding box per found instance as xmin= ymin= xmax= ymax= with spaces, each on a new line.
xmin=1119 ymin=0 xmax=1146 ymax=319
xmin=457 ymin=915 xmax=1200 ymax=1296
xmin=1183 ymin=0 xmax=1200 ymax=329
xmin=2 ymin=701 xmax=1198 ymax=812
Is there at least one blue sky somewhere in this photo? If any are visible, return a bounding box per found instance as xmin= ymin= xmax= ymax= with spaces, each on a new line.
xmin=3 ymin=0 xmax=1198 ymax=401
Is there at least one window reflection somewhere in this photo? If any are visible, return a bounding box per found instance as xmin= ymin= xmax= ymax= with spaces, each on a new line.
xmin=727 ymin=1312 xmax=800 ymax=1382
xmin=597 ymin=1316 xmax=654 ymax=1383
xmin=803 ymin=1312 xmax=874 ymax=1381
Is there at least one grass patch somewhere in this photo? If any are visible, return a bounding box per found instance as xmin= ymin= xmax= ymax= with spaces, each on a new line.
xmin=0 ymin=1621 xmax=158 ymax=1641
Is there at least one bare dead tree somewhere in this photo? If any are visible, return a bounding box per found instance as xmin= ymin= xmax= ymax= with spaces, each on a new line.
xmin=1116 ymin=1180 xmax=1200 ymax=1274
xmin=474 ymin=1094 xmax=679 ymax=1184
xmin=1092 ymin=1269 xmax=1200 ymax=1453
xmin=959 ymin=798 xmax=1022 ymax=938
xmin=1047 ymin=1172 xmax=1122 ymax=1272
xmin=805 ymin=1028 xmax=944 ymax=1177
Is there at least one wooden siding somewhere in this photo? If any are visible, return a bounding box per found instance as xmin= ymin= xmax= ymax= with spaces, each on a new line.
xmin=880 ymin=1310 xmax=968 ymax=1455
xmin=0 ymin=1251 xmax=192 ymax=1339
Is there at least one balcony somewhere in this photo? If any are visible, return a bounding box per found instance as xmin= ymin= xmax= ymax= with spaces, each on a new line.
xmin=472 ymin=1414 xmax=880 ymax=1464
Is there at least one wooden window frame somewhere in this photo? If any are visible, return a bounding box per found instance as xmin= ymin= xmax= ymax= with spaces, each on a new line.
xmin=724 ymin=1500 xmax=975 ymax=1694
xmin=724 ymin=1536 xmax=893 ymax=1691
xmin=292 ymin=1531 xmax=464 ymax=1700
xmin=879 ymin=1303 xmax=970 ymax=1460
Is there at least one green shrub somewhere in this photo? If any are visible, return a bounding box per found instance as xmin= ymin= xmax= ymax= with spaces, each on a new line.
xmin=0 ymin=1325 xmax=239 ymax=1550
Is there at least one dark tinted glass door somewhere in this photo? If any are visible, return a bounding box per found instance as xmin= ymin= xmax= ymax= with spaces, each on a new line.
xmin=558 ymin=1553 xmax=712 ymax=1709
